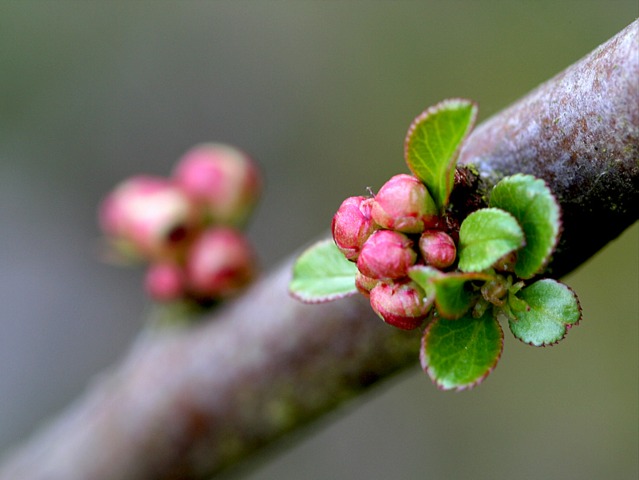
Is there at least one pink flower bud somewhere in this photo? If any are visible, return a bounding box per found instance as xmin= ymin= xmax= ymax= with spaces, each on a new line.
xmin=173 ymin=143 xmax=261 ymax=227
xmin=186 ymin=227 xmax=256 ymax=298
xmin=419 ymin=230 xmax=457 ymax=269
xmin=99 ymin=176 xmax=194 ymax=259
xmin=144 ymin=262 xmax=185 ymax=302
xmin=369 ymin=280 xmax=432 ymax=330
xmin=355 ymin=271 xmax=380 ymax=297
xmin=357 ymin=230 xmax=417 ymax=280
xmin=371 ymin=174 xmax=439 ymax=233
xmin=331 ymin=196 xmax=376 ymax=261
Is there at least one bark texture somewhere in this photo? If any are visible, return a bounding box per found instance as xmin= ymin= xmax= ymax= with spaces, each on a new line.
xmin=460 ymin=19 xmax=638 ymax=275
xmin=0 ymin=19 xmax=637 ymax=480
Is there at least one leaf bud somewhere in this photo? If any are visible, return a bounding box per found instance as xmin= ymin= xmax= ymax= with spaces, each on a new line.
xmin=492 ymin=251 xmax=517 ymax=272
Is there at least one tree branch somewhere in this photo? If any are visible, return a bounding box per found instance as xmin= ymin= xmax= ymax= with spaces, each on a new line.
xmin=1 ymin=19 xmax=637 ymax=480
xmin=459 ymin=19 xmax=639 ymax=275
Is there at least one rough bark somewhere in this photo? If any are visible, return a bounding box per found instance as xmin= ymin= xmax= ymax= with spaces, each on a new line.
xmin=1 ymin=19 xmax=637 ymax=480
xmin=459 ymin=19 xmax=638 ymax=276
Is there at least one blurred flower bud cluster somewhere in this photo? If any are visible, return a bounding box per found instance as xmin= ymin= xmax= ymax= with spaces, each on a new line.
xmin=332 ymin=173 xmax=457 ymax=330
xmin=99 ymin=143 xmax=261 ymax=304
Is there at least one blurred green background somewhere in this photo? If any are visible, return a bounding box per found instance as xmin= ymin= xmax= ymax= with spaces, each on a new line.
xmin=0 ymin=2 xmax=637 ymax=479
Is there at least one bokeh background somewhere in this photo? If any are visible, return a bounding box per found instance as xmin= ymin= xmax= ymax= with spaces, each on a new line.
xmin=1 ymin=2 xmax=637 ymax=479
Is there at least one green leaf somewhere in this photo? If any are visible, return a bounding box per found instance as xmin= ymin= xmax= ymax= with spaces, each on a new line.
xmin=432 ymin=272 xmax=493 ymax=319
xmin=404 ymin=98 xmax=478 ymax=212
xmin=508 ymin=279 xmax=581 ymax=346
xmin=407 ymin=265 xmax=442 ymax=298
xmin=458 ymin=208 xmax=525 ymax=273
xmin=490 ymin=174 xmax=561 ymax=279
xmin=289 ymin=240 xmax=358 ymax=303
xmin=410 ymin=266 xmax=493 ymax=319
xmin=421 ymin=310 xmax=504 ymax=391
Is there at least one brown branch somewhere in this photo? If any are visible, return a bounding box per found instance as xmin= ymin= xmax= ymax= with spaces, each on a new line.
xmin=1 ymin=19 xmax=637 ymax=480
xmin=459 ymin=19 xmax=639 ymax=276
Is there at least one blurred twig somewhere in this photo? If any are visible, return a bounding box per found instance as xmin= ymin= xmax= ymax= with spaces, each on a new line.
xmin=0 ymin=19 xmax=637 ymax=480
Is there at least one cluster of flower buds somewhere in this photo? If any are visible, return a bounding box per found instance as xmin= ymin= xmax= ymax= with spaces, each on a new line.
xmin=332 ymin=173 xmax=457 ymax=330
xmin=99 ymin=143 xmax=261 ymax=304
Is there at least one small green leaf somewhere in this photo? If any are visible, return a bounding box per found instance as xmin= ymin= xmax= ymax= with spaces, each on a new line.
xmin=508 ymin=279 xmax=581 ymax=346
xmin=421 ymin=310 xmax=504 ymax=391
xmin=432 ymin=272 xmax=493 ymax=319
xmin=404 ymin=98 xmax=478 ymax=212
xmin=289 ymin=240 xmax=358 ymax=303
xmin=490 ymin=174 xmax=561 ymax=279
xmin=407 ymin=265 xmax=442 ymax=298
xmin=507 ymin=291 xmax=529 ymax=313
xmin=458 ymin=208 xmax=525 ymax=273
xmin=410 ymin=266 xmax=493 ymax=319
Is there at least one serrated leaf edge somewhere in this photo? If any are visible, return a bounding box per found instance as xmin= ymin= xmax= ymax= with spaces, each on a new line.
xmin=509 ymin=280 xmax=582 ymax=347
xmin=490 ymin=174 xmax=563 ymax=279
xmin=288 ymin=239 xmax=358 ymax=304
xmin=404 ymin=98 xmax=478 ymax=210
xmin=288 ymin=286 xmax=358 ymax=304
xmin=420 ymin=314 xmax=504 ymax=391
xmin=457 ymin=207 xmax=525 ymax=273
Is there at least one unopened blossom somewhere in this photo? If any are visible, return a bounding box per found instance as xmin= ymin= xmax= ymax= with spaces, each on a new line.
xmin=369 ymin=280 xmax=432 ymax=330
xmin=355 ymin=271 xmax=380 ymax=297
xmin=419 ymin=230 xmax=457 ymax=269
xmin=144 ymin=262 xmax=185 ymax=302
xmin=99 ymin=175 xmax=194 ymax=259
xmin=332 ymin=196 xmax=377 ymax=261
xmin=173 ymin=143 xmax=261 ymax=227
xmin=371 ymin=174 xmax=439 ymax=233
xmin=186 ymin=227 xmax=256 ymax=298
xmin=357 ymin=230 xmax=417 ymax=280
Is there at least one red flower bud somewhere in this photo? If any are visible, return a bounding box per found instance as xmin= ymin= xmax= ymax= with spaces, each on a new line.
xmin=355 ymin=271 xmax=380 ymax=297
xmin=369 ymin=280 xmax=432 ymax=330
xmin=173 ymin=143 xmax=261 ymax=227
xmin=357 ymin=230 xmax=417 ymax=280
xmin=99 ymin=175 xmax=194 ymax=259
xmin=419 ymin=230 xmax=457 ymax=269
xmin=186 ymin=227 xmax=256 ymax=298
xmin=331 ymin=196 xmax=376 ymax=261
xmin=371 ymin=174 xmax=439 ymax=233
xmin=144 ymin=262 xmax=185 ymax=302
